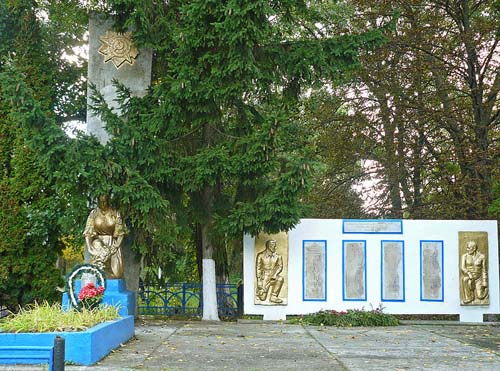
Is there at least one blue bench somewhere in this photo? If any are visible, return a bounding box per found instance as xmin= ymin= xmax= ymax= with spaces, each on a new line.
xmin=0 ymin=345 xmax=54 ymax=370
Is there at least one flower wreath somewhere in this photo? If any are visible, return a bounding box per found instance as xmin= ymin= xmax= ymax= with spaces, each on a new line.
xmin=66 ymin=263 xmax=106 ymax=310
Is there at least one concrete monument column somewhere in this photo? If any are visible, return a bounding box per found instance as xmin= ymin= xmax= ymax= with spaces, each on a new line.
xmin=86 ymin=14 xmax=153 ymax=307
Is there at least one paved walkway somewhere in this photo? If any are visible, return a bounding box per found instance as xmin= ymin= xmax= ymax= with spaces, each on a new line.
xmin=2 ymin=320 xmax=500 ymax=370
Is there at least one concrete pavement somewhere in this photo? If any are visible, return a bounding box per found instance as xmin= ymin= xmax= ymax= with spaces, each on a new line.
xmin=1 ymin=319 xmax=500 ymax=370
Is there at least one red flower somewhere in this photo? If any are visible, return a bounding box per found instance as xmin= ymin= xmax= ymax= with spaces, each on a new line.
xmin=78 ymin=282 xmax=105 ymax=305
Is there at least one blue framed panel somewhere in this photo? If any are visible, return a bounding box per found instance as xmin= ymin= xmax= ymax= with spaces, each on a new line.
xmin=342 ymin=240 xmax=367 ymax=301
xmin=302 ymin=240 xmax=327 ymax=301
xmin=381 ymin=240 xmax=405 ymax=302
xmin=420 ymin=240 xmax=444 ymax=302
xmin=342 ymin=219 xmax=403 ymax=234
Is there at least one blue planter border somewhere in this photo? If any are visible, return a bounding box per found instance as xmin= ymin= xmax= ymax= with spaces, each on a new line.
xmin=0 ymin=315 xmax=134 ymax=365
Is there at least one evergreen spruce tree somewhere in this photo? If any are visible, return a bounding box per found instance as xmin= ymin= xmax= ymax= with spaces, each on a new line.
xmin=0 ymin=0 xmax=389 ymax=317
xmin=95 ymin=0 xmax=388 ymax=319
xmin=0 ymin=0 xmax=86 ymax=309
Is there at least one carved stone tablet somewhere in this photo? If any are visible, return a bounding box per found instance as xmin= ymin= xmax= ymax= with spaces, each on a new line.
xmin=254 ymin=232 xmax=288 ymax=305
xmin=459 ymin=231 xmax=489 ymax=306
xmin=303 ymin=241 xmax=326 ymax=301
xmin=343 ymin=220 xmax=402 ymax=234
xmin=343 ymin=241 xmax=366 ymax=300
xmin=381 ymin=241 xmax=404 ymax=301
xmin=421 ymin=241 xmax=443 ymax=301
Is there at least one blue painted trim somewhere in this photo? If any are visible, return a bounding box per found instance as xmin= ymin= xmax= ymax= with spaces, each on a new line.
xmin=342 ymin=240 xmax=367 ymax=301
xmin=302 ymin=240 xmax=327 ymax=302
xmin=302 ymin=243 xmax=305 ymax=301
xmin=342 ymin=219 xmax=403 ymax=234
xmin=0 ymin=346 xmax=54 ymax=370
xmin=402 ymin=242 xmax=406 ymax=302
xmin=380 ymin=240 xmax=405 ymax=302
xmin=0 ymin=316 xmax=134 ymax=366
xmin=420 ymin=240 xmax=445 ymax=302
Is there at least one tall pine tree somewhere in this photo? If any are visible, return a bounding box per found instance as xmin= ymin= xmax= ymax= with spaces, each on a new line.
xmin=92 ymin=0 xmax=388 ymax=319
xmin=0 ymin=0 xmax=87 ymax=308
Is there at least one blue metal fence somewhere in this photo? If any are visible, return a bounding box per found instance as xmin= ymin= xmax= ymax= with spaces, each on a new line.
xmin=138 ymin=283 xmax=241 ymax=318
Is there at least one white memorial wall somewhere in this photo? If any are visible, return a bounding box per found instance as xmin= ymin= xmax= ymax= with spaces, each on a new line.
xmin=243 ymin=219 xmax=499 ymax=322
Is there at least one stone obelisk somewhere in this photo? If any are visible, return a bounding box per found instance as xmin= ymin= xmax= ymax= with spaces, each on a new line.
xmin=86 ymin=14 xmax=152 ymax=310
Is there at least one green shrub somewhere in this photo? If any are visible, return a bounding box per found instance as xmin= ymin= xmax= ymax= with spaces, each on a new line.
xmin=0 ymin=301 xmax=120 ymax=333
xmin=292 ymin=306 xmax=399 ymax=327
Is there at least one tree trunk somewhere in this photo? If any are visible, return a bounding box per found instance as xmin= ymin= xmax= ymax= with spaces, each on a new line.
xmin=123 ymin=231 xmax=142 ymax=317
xmin=200 ymin=121 xmax=220 ymax=321
xmin=201 ymin=204 xmax=219 ymax=321
xmin=215 ymin=239 xmax=230 ymax=286
xmin=378 ymin=92 xmax=403 ymax=218
xmin=195 ymin=224 xmax=203 ymax=281
xmin=215 ymin=236 xmax=231 ymax=312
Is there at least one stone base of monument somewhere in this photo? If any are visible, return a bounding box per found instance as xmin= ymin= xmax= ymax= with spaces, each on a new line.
xmin=0 ymin=316 xmax=134 ymax=365
xmin=62 ymin=279 xmax=135 ymax=317
xmin=31 ymin=278 xmax=137 ymax=365
xmin=101 ymin=279 xmax=135 ymax=317
xmin=459 ymin=311 xmax=485 ymax=323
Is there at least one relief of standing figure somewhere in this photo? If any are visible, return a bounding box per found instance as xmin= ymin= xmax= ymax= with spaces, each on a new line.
xmin=460 ymin=240 xmax=489 ymax=305
xmin=84 ymin=195 xmax=128 ymax=279
xmin=256 ymin=239 xmax=284 ymax=304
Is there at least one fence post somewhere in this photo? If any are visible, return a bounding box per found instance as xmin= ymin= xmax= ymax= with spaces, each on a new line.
xmin=53 ymin=336 xmax=65 ymax=371
xmin=182 ymin=283 xmax=187 ymax=315
xmin=237 ymin=284 xmax=244 ymax=318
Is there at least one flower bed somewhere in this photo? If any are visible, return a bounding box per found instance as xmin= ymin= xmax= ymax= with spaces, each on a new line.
xmin=0 ymin=315 xmax=134 ymax=365
xmin=0 ymin=302 xmax=119 ymax=333
xmin=290 ymin=307 xmax=400 ymax=327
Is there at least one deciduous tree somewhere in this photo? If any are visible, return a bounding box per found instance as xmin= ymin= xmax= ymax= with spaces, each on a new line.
xmin=324 ymin=0 xmax=500 ymax=219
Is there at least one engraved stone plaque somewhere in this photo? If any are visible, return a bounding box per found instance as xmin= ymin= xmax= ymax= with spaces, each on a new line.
xmin=254 ymin=232 xmax=288 ymax=305
xmin=303 ymin=241 xmax=326 ymax=301
xmin=381 ymin=241 xmax=404 ymax=301
xmin=343 ymin=220 xmax=402 ymax=234
xmin=343 ymin=241 xmax=366 ymax=300
xmin=421 ymin=241 xmax=443 ymax=301
xmin=459 ymin=231 xmax=489 ymax=306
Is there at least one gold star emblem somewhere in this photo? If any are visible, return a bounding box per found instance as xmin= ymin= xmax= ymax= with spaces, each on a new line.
xmin=98 ymin=31 xmax=139 ymax=69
